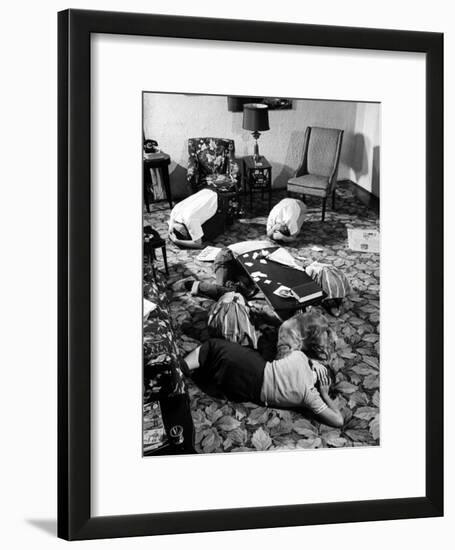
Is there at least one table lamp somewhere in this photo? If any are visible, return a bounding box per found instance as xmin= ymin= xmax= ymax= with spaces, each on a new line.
xmin=242 ymin=103 xmax=270 ymax=163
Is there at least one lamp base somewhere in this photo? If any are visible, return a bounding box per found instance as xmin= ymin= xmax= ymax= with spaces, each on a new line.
xmin=253 ymin=135 xmax=261 ymax=163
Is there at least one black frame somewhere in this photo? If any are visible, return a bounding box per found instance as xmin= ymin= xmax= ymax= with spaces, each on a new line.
xmin=58 ymin=9 xmax=443 ymax=540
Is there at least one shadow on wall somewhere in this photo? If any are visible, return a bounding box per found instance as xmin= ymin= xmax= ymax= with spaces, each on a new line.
xmin=347 ymin=133 xmax=380 ymax=198
xmin=231 ymin=112 xmax=250 ymax=153
xmin=351 ymin=132 xmax=369 ymax=182
xmin=372 ymin=145 xmax=380 ymax=197
xmin=169 ymin=163 xmax=190 ymax=200
xmin=273 ymin=129 xmax=305 ymax=188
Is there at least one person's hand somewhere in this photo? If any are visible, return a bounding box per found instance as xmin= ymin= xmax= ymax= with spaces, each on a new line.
xmin=313 ymin=361 xmax=330 ymax=386
xmin=319 ymin=381 xmax=331 ymax=397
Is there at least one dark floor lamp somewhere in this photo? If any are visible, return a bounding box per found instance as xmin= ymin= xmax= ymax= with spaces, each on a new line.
xmin=242 ymin=103 xmax=270 ymax=163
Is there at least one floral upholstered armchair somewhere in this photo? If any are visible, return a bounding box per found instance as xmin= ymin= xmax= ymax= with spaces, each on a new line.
xmin=187 ymin=137 xmax=241 ymax=193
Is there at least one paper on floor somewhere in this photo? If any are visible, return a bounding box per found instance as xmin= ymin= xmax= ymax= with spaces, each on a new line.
xmin=196 ymin=246 xmax=222 ymax=261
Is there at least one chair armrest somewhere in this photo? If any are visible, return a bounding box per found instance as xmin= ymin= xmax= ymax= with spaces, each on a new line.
xmin=229 ymin=158 xmax=241 ymax=187
xmin=187 ymin=154 xmax=199 ymax=190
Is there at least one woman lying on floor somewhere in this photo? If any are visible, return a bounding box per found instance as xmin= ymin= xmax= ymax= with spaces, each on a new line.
xmin=181 ymin=311 xmax=344 ymax=428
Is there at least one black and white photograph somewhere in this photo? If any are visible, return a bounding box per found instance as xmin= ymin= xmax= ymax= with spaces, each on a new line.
xmin=142 ymin=92 xmax=381 ymax=456
xmin=0 ymin=0 xmax=448 ymax=545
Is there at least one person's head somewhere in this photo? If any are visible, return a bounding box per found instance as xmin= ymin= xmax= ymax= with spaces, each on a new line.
xmin=277 ymin=223 xmax=290 ymax=236
xmin=172 ymin=221 xmax=190 ymax=240
xmin=276 ymin=315 xmax=304 ymax=359
xmin=298 ymin=310 xmax=337 ymax=362
xmin=270 ymin=222 xmax=290 ymax=241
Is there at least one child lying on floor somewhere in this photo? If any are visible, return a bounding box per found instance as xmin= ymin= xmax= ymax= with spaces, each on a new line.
xmin=175 ymin=247 xmax=257 ymax=300
xmin=305 ymin=261 xmax=351 ymax=317
xmin=181 ymin=311 xmax=343 ymax=428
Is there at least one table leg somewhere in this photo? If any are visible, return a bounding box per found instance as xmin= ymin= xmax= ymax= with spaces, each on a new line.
xmin=162 ymin=167 xmax=173 ymax=209
xmin=143 ymin=165 xmax=151 ymax=213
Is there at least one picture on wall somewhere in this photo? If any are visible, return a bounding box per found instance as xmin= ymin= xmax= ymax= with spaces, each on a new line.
xmin=142 ymin=91 xmax=381 ymax=456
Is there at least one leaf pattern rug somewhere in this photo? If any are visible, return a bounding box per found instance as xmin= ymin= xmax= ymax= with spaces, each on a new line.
xmin=144 ymin=184 xmax=380 ymax=453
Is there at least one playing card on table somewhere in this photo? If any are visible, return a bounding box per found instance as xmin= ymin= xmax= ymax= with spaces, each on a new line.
xmin=273 ymin=285 xmax=294 ymax=298
xmin=251 ymin=271 xmax=267 ymax=278
xmin=245 ymin=262 xmax=253 ymax=267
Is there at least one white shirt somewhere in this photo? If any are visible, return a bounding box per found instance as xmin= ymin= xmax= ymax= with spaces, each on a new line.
xmin=169 ymin=189 xmax=218 ymax=241
xmin=260 ymin=350 xmax=327 ymax=414
xmin=266 ymin=198 xmax=307 ymax=236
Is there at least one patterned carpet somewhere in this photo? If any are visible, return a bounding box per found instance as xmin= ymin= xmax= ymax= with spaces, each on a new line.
xmin=144 ymin=184 xmax=380 ymax=453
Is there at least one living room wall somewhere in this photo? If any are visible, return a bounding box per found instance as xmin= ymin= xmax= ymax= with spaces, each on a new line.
xmin=143 ymin=93 xmax=380 ymax=200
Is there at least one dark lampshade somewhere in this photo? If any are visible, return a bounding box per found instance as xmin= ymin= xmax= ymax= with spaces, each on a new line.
xmin=242 ymin=103 xmax=270 ymax=132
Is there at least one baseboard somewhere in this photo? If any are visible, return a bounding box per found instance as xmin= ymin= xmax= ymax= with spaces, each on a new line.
xmin=338 ymin=180 xmax=380 ymax=215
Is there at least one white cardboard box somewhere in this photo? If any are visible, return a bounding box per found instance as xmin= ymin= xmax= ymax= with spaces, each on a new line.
xmin=347 ymin=228 xmax=380 ymax=253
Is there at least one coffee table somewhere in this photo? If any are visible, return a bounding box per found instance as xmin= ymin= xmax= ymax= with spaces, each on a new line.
xmin=236 ymin=246 xmax=324 ymax=320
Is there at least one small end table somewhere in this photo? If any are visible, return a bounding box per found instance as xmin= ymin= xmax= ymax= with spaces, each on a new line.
xmin=243 ymin=155 xmax=272 ymax=210
xmin=143 ymin=152 xmax=173 ymax=211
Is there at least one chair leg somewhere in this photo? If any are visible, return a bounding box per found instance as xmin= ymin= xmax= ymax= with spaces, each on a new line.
xmin=332 ymin=189 xmax=336 ymax=210
xmin=321 ymin=198 xmax=327 ymax=222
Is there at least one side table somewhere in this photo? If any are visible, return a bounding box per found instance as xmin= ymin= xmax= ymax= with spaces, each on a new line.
xmin=143 ymin=152 xmax=173 ymax=211
xmin=243 ymin=155 xmax=272 ymax=210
